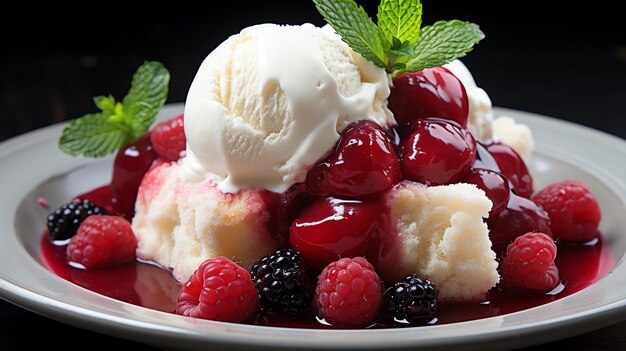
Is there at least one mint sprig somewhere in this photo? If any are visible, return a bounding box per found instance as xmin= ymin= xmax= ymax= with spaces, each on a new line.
xmin=313 ymin=0 xmax=484 ymax=78
xmin=59 ymin=61 xmax=170 ymax=158
xmin=314 ymin=0 xmax=387 ymax=67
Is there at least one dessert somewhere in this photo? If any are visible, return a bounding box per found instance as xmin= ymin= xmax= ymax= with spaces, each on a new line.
xmin=40 ymin=0 xmax=612 ymax=330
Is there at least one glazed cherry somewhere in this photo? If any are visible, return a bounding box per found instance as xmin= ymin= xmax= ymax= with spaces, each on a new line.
xmin=111 ymin=133 xmax=158 ymax=219
xmin=388 ymin=67 xmax=469 ymax=129
xmin=487 ymin=193 xmax=552 ymax=246
xmin=462 ymin=169 xmax=510 ymax=218
xmin=306 ymin=120 xmax=400 ymax=197
xmin=289 ymin=197 xmax=383 ymax=271
xmin=473 ymin=142 xmax=501 ymax=172
xmin=399 ymin=119 xmax=476 ymax=186
xmin=485 ymin=142 xmax=533 ymax=198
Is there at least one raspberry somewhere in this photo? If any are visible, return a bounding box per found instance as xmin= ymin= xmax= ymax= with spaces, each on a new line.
xmin=315 ymin=257 xmax=382 ymax=326
xmin=500 ymin=232 xmax=560 ymax=291
xmin=66 ymin=215 xmax=137 ymax=269
xmin=250 ymin=249 xmax=311 ymax=314
xmin=176 ymin=257 xmax=259 ymax=322
xmin=47 ymin=199 xmax=107 ymax=241
xmin=384 ymin=275 xmax=437 ymax=324
xmin=150 ymin=114 xmax=186 ymax=162
xmin=532 ymin=180 xmax=601 ymax=242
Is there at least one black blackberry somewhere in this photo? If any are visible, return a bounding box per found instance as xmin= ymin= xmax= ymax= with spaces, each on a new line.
xmin=46 ymin=199 xmax=107 ymax=241
xmin=250 ymin=249 xmax=310 ymax=314
xmin=384 ymin=275 xmax=437 ymax=323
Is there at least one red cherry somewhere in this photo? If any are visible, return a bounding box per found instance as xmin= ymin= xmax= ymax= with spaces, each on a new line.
xmin=462 ymin=169 xmax=510 ymax=218
xmin=487 ymin=193 xmax=552 ymax=246
xmin=388 ymin=67 xmax=469 ymax=128
xmin=289 ymin=197 xmax=383 ymax=271
xmin=399 ymin=119 xmax=476 ymax=186
xmin=485 ymin=142 xmax=534 ymax=198
xmin=306 ymin=120 xmax=400 ymax=197
xmin=111 ymin=133 xmax=158 ymax=219
xmin=473 ymin=142 xmax=501 ymax=172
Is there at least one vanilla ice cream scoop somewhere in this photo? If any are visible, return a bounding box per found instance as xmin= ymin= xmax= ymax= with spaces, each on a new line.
xmin=182 ymin=23 xmax=394 ymax=193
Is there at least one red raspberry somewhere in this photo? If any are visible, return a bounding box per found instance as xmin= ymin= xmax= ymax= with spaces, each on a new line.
xmin=532 ymin=180 xmax=601 ymax=242
xmin=176 ymin=257 xmax=259 ymax=322
xmin=315 ymin=257 xmax=382 ymax=326
xmin=66 ymin=215 xmax=137 ymax=269
xmin=150 ymin=114 xmax=186 ymax=162
xmin=500 ymin=232 xmax=560 ymax=291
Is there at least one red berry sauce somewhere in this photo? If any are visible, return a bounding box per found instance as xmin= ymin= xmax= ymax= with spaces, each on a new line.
xmin=40 ymin=231 xmax=614 ymax=328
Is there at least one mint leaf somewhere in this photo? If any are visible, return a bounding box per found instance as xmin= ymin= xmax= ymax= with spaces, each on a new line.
xmin=313 ymin=0 xmax=387 ymax=68
xmin=402 ymin=20 xmax=484 ymax=75
xmin=59 ymin=61 xmax=170 ymax=158
xmin=93 ymin=95 xmax=117 ymax=115
xmin=377 ymin=0 xmax=422 ymax=45
xmin=59 ymin=113 xmax=129 ymax=158
xmin=122 ymin=61 xmax=170 ymax=140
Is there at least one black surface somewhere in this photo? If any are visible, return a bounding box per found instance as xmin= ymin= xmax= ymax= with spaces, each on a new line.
xmin=1 ymin=1 xmax=625 ymax=350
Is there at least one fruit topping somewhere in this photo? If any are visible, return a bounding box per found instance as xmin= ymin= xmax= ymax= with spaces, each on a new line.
xmin=66 ymin=215 xmax=137 ymax=269
xmin=315 ymin=257 xmax=382 ymax=326
xmin=384 ymin=275 xmax=437 ymax=324
xmin=388 ymin=67 xmax=470 ymax=129
xmin=500 ymin=232 xmax=560 ymax=292
xmin=399 ymin=118 xmax=476 ymax=186
xmin=487 ymin=194 xmax=552 ymax=245
xmin=176 ymin=257 xmax=259 ymax=322
xmin=250 ymin=249 xmax=311 ymax=315
xmin=473 ymin=141 xmax=501 ymax=172
xmin=150 ymin=114 xmax=187 ymax=162
xmin=461 ymin=168 xmax=510 ymax=218
xmin=47 ymin=199 xmax=107 ymax=241
xmin=290 ymin=197 xmax=383 ymax=271
xmin=306 ymin=120 xmax=400 ymax=197
xmin=532 ymin=180 xmax=601 ymax=242
xmin=485 ymin=141 xmax=533 ymax=198
xmin=111 ymin=133 xmax=158 ymax=219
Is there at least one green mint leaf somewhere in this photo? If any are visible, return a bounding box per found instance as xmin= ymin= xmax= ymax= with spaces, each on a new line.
xmin=313 ymin=0 xmax=387 ymax=68
xmin=402 ymin=20 xmax=484 ymax=75
xmin=389 ymin=39 xmax=414 ymax=58
xmin=59 ymin=113 xmax=130 ymax=158
xmin=122 ymin=61 xmax=170 ymax=140
xmin=377 ymin=0 xmax=423 ymax=45
xmin=93 ymin=95 xmax=117 ymax=115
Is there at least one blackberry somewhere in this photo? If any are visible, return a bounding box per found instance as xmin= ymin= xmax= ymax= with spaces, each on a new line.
xmin=384 ymin=275 xmax=437 ymax=324
xmin=250 ymin=249 xmax=310 ymax=314
xmin=46 ymin=199 xmax=107 ymax=241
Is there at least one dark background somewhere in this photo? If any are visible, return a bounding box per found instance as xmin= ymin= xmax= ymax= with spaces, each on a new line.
xmin=1 ymin=0 xmax=625 ymax=350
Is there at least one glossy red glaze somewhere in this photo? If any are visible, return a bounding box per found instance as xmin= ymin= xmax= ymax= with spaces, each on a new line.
xmin=462 ymin=169 xmax=511 ymax=218
xmin=485 ymin=142 xmax=533 ymax=198
xmin=39 ymin=231 xmax=614 ymax=329
xmin=388 ymin=67 xmax=469 ymax=128
xmin=110 ymin=133 xmax=158 ymax=219
xmin=399 ymin=119 xmax=476 ymax=186
xmin=487 ymin=193 xmax=552 ymax=245
xmin=306 ymin=121 xmax=400 ymax=198
xmin=289 ymin=197 xmax=386 ymax=272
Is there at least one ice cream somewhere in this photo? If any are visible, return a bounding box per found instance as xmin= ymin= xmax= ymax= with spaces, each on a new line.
xmin=181 ymin=23 xmax=394 ymax=193
xmin=385 ymin=181 xmax=499 ymax=301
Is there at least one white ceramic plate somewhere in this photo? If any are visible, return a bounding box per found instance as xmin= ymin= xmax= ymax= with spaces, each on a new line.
xmin=1 ymin=104 xmax=625 ymax=351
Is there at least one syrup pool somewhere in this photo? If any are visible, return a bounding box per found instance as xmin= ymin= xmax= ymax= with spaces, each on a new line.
xmin=39 ymin=185 xmax=616 ymax=329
